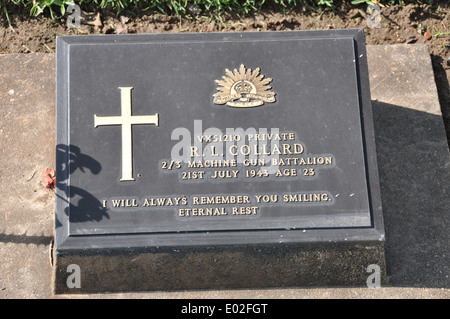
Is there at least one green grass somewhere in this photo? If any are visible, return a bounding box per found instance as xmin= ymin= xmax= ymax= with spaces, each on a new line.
xmin=0 ymin=0 xmax=441 ymax=25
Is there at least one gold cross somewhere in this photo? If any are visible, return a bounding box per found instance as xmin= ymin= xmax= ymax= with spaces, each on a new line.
xmin=94 ymin=87 xmax=159 ymax=181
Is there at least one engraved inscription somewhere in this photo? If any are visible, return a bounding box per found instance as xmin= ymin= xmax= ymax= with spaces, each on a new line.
xmin=100 ymin=192 xmax=334 ymax=219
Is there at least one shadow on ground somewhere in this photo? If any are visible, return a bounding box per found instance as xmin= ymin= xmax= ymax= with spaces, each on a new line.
xmin=373 ymin=100 xmax=449 ymax=289
xmin=431 ymin=54 xmax=450 ymax=150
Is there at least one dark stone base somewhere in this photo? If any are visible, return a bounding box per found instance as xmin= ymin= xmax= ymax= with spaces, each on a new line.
xmin=53 ymin=241 xmax=386 ymax=294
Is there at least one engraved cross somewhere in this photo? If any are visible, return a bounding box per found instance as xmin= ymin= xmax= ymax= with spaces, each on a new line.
xmin=94 ymin=87 xmax=159 ymax=181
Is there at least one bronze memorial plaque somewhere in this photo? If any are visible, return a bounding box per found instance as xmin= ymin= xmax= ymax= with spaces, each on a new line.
xmin=55 ymin=30 xmax=385 ymax=293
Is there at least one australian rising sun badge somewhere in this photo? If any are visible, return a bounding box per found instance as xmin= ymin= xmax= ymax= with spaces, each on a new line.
xmin=213 ymin=64 xmax=276 ymax=108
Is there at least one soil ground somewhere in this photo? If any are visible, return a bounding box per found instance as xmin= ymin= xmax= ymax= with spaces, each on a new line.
xmin=0 ymin=2 xmax=449 ymax=143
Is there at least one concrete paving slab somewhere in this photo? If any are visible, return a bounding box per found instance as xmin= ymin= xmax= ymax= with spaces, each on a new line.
xmin=0 ymin=45 xmax=448 ymax=299
xmin=0 ymin=54 xmax=55 ymax=298
xmin=368 ymin=45 xmax=449 ymax=290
